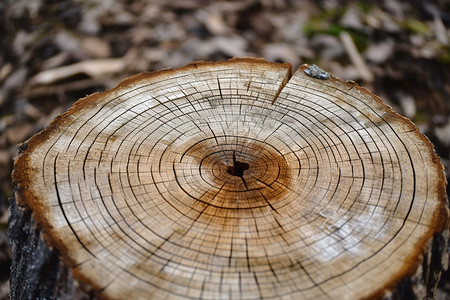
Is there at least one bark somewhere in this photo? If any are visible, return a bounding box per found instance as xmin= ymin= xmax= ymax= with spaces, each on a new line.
xmin=8 ymin=192 xmax=95 ymax=300
xmin=385 ymin=230 xmax=448 ymax=300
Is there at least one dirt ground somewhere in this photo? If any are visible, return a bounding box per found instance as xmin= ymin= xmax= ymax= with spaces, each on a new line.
xmin=1 ymin=0 xmax=449 ymax=298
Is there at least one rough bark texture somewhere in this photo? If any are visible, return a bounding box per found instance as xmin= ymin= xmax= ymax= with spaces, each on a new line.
xmin=387 ymin=231 xmax=449 ymax=300
xmin=8 ymin=193 xmax=94 ymax=300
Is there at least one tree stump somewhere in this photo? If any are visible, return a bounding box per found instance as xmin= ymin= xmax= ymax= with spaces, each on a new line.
xmin=10 ymin=58 xmax=449 ymax=299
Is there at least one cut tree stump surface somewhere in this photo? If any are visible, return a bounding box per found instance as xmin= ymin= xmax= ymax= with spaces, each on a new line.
xmin=12 ymin=58 xmax=448 ymax=299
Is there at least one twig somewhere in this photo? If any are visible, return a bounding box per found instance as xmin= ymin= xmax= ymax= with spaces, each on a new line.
xmin=340 ymin=31 xmax=374 ymax=82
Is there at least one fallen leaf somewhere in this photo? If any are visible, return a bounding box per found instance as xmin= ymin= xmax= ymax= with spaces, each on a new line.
xmin=0 ymin=64 xmax=13 ymax=82
xmin=397 ymin=92 xmax=416 ymax=118
xmin=435 ymin=121 xmax=450 ymax=146
xmin=200 ymin=10 xmax=232 ymax=35
xmin=54 ymin=30 xmax=80 ymax=53
xmin=5 ymin=122 xmax=34 ymax=145
xmin=30 ymin=58 xmax=127 ymax=85
xmin=365 ymin=9 xmax=401 ymax=33
xmin=340 ymin=31 xmax=374 ymax=82
xmin=80 ymin=37 xmax=111 ymax=58
xmin=432 ymin=16 xmax=449 ymax=46
xmin=365 ymin=40 xmax=394 ymax=63
xmin=262 ymin=43 xmax=300 ymax=66
xmin=0 ymin=150 xmax=10 ymax=167
xmin=23 ymin=103 xmax=43 ymax=120
xmin=40 ymin=53 xmax=72 ymax=70
xmin=184 ymin=36 xmax=249 ymax=59
xmin=340 ymin=5 xmax=365 ymax=31
xmin=310 ymin=34 xmax=344 ymax=60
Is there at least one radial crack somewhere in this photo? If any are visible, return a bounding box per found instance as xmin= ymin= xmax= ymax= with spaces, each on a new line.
xmin=271 ymin=65 xmax=293 ymax=104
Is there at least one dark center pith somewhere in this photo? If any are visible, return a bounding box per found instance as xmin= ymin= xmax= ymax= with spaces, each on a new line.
xmin=227 ymin=151 xmax=249 ymax=178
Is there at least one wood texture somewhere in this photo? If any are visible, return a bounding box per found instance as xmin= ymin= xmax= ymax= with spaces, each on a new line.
xmin=12 ymin=58 xmax=448 ymax=299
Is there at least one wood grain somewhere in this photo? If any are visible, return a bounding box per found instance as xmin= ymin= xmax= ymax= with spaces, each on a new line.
xmin=13 ymin=58 xmax=448 ymax=299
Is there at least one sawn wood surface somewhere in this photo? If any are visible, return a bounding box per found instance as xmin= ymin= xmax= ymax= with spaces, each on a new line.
xmin=12 ymin=58 xmax=448 ymax=300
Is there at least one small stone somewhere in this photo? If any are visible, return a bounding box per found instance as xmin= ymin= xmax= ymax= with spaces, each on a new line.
xmin=304 ymin=64 xmax=330 ymax=79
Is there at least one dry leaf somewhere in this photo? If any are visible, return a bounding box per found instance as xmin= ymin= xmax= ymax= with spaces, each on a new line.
xmin=80 ymin=37 xmax=111 ymax=58
xmin=435 ymin=121 xmax=450 ymax=146
xmin=340 ymin=5 xmax=365 ymax=31
xmin=30 ymin=58 xmax=127 ymax=86
xmin=197 ymin=9 xmax=231 ymax=35
xmin=365 ymin=40 xmax=394 ymax=64
xmin=397 ymin=92 xmax=416 ymax=118
xmin=5 ymin=122 xmax=34 ymax=145
xmin=262 ymin=43 xmax=300 ymax=66
xmin=340 ymin=31 xmax=374 ymax=82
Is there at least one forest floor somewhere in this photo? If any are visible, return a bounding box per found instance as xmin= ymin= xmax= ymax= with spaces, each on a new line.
xmin=1 ymin=0 xmax=450 ymax=298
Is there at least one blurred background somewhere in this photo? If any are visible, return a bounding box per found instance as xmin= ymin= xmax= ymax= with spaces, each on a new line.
xmin=0 ymin=0 xmax=449 ymax=298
